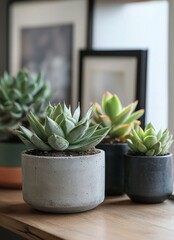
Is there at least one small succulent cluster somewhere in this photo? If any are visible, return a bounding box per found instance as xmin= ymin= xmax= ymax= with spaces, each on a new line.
xmin=127 ymin=123 xmax=173 ymax=156
xmin=0 ymin=70 xmax=50 ymax=137
xmin=92 ymin=92 xmax=144 ymax=142
xmin=17 ymin=103 xmax=110 ymax=152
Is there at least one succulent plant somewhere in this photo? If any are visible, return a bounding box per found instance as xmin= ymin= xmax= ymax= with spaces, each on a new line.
xmin=92 ymin=91 xmax=144 ymax=143
xmin=17 ymin=102 xmax=110 ymax=152
xmin=127 ymin=123 xmax=173 ymax=156
xmin=0 ymin=70 xmax=51 ymax=137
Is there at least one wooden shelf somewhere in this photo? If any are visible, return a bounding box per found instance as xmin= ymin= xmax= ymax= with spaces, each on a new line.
xmin=0 ymin=189 xmax=174 ymax=240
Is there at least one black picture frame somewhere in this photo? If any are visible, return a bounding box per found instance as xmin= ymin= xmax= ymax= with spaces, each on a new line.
xmin=0 ymin=0 xmax=94 ymax=107
xmin=79 ymin=50 xmax=148 ymax=126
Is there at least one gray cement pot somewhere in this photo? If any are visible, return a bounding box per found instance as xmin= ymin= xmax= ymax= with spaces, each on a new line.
xmin=22 ymin=150 xmax=105 ymax=213
xmin=124 ymin=154 xmax=173 ymax=203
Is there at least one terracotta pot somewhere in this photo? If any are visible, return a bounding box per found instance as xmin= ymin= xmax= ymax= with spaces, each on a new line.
xmin=22 ymin=149 xmax=105 ymax=213
xmin=0 ymin=142 xmax=26 ymax=188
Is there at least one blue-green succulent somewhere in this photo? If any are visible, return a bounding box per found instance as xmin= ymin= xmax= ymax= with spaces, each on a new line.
xmin=0 ymin=70 xmax=50 ymax=137
xmin=17 ymin=102 xmax=110 ymax=152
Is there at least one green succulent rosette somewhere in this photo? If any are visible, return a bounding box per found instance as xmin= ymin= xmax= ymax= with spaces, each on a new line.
xmin=92 ymin=91 xmax=144 ymax=142
xmin=0 ymin=70 xmax=51 ymax=137
xmin=17 ymin=102 xmax=110 ymax=152
xmin=127 ymin=123 xmax=173 ymax=156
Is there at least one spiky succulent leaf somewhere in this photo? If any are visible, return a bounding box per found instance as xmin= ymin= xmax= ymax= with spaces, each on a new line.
xmin=31 ymin=134 xmax=52 ymax=151
xmin=112 ymin=105 xmax=132 ymax=125
xmin=98 ymin=115 xmax=112 ymax=127
xmin=17 ymin=103 xmax=110 ymax=152
xmin=67 ymin=121 xmax=88 ymax=143
xmin=0 ymin=69 xmax=51 ymax=137
xmin=48 ymin=135 xmax=69 ymax=151
xmin=73 ymin=104 xmax=80 ymax=123
xmin=125 ymin=109 xmax=144 ymax=124
xmin=27 ymin=112 xmax=46 ymax=140
xmin=127 ymin=123 xmax=173 ymax=156
xmin=92 ymin=91 xmax=144 ymax=142
xmin=45 ymin=117 xmax=64 ymax=138
xmin=110 ymin=124 xmax=131 ymax=138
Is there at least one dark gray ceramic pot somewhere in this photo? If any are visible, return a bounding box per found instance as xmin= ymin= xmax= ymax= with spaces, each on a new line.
xmin=124 ymin=154 xmax=173 ymax=203
xmin=97 ymin=142 xmax=129 ymax=196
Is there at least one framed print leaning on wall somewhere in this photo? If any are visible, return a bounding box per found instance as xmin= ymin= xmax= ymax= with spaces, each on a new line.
xmin=8 ymin=0 xmax=94 ymax=107
xmin=79 ymin=50 xmax=148 ymax=126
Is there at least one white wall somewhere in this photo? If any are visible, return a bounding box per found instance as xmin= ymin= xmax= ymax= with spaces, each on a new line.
xmin=93 ymin=0 xmax=169 ymax=130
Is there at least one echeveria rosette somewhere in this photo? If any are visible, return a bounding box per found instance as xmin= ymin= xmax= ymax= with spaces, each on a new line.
xmin=127 ymin=123 xmax=173 ymax=156
xmin=17 ymin=102 xmax=110 ymax=152
xmin=92 ymin=91 xmax=144 ymax=143
xmin=0 ymin=70 xmax=51 ymax=137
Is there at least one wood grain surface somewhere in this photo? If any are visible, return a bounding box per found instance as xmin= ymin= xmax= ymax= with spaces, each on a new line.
xmin=0 ymin=190 xmax=174 ymax=240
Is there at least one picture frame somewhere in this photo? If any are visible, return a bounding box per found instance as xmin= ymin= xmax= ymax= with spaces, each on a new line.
xmin=79 ymin=50 xmax=148 ymax=126
xmin=0 ymin=0 xmax=94 ymax=107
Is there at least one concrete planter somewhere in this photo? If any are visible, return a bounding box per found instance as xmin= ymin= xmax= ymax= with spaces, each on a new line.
xmin=124 ymin=154 xmax=173 ymax=203
xmin=22 ymin=150 xmax=105 ymax=213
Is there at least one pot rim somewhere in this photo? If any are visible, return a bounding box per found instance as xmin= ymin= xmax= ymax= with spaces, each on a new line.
xmin=125 ymin=153 xmax=172 ymax=159
xmin=98 ymin=142 xmax=127 ymax=146
xmin=22 ymin=149 xmax=104 ymax=160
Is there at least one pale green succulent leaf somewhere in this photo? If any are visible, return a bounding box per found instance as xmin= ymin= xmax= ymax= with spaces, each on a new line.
xmin=160 ymin=130 xmax=170 ymax=146
xmin=17 ymin=132 xmax=36 ymax=149
xmin=73 ymin=105 xmax=80 ymax=123
xmin=51 ymin=103 xmax=63 ymax=120
xmin=135 ymin=141 xmax=147 ymax=153
xmin=93 ymin=102 xmax=103 ymax=115
xmin=98 ymin=115 xmax=112 ymax=127
xmin=92 ymin=127 xmax=110 ymax=138
xmin=145 ymin=123 xmax=155 ymax=132
xmin=125 ymin=109 xmax=144 ymax=124
xmin=55 ymin=113 xmax=64 ymax=125
xmin=45 ymin=117 xmax=64 ymax=138
xmin=48 ymin=135 xmax=69 ymax=151
xmin=144 ymin=128 xmax=156 ymax=138
xmin=110 ymin=124 xmax=131 ymax=138
xmin=137 ymin=126 xmax=145 ymax=140
xmin=144 ymin=136 xmax=157 ymax=149
xmin=84 ymin=105 xmax=93 ymax=121
xmin=132 ymin=128 xmax=143 ymax=142
xmin=60 ymin=118 xmax=75 ymax=135
xmin=145 ymin=149 xmax=155 ymax=156
xmin=73 ymin=125 xmax=99 ymax=144
xmin=18 ymin=126 xmax=33 ymax=140
xmin=127 ymin=139 xmax=138 ymax=152
xmin=63 ymin=102 xmax=72 ymax=117
xmin=27 ymin=112 xmax=46 ymax=140
xmin=67 ymin=120 xmax=88 ymax=143
xmin=102 ymin=91 xmax=112 ymax=110
xmin=68 ymin=135 xmax=105 ymax=151
xmin=104 ymin=95 xmax=121 ymax=120
xmin=128 ymin=100 xmax=138 ymax=113
xmin=31 ymin=134 xmax=52 ymax=151
xmin=113 ymin=105 xmax=132 ymax=125
xmin=46 ymin=104 xmax=54 ymax=117
xmin=157 ymin=129 xmax=162 ymax=141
